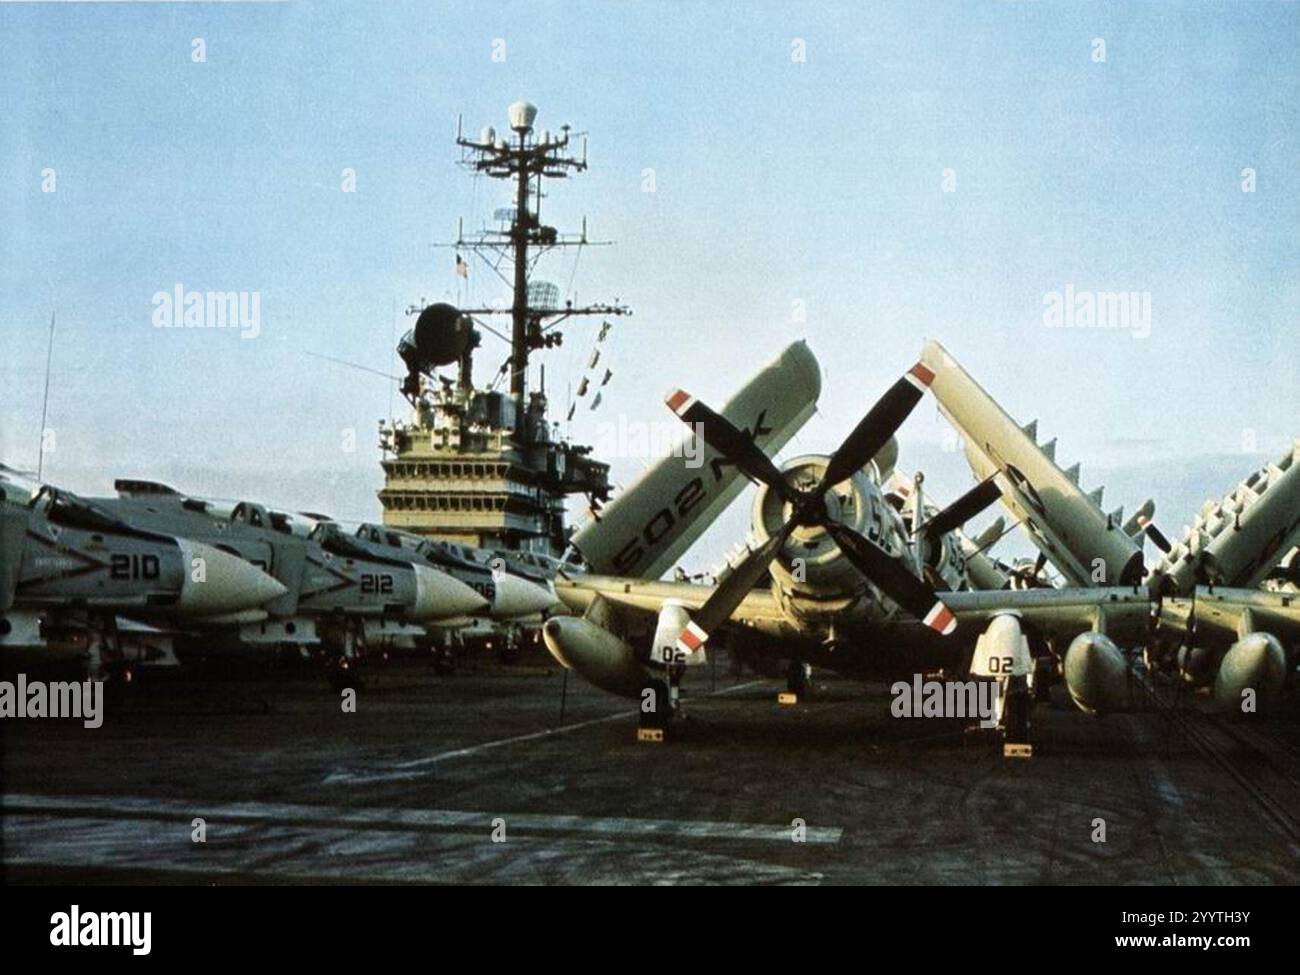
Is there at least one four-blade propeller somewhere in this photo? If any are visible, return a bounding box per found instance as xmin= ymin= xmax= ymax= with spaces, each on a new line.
xmin=669 ymin=361 xmax=994 ymax=657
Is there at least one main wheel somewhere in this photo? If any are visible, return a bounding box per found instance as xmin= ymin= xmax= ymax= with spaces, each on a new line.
xmin=325 ymin=655 xmax=362 ymax=692
xmin=786 ymin=660 xmax=810 ymax=698
xmin=433 ymin=646 xmax=456 ymax=675
xmin=640 ymin=678 xmax=672 ymax=731
xmin=1003 ymin=677 xmax=1031 ymax=743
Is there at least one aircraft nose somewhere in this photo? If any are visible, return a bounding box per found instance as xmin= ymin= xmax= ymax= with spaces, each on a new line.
xmin=411 ymin=564 xmax=491 ymax=619
xmin=175 ymin=540 xmax=288 ymax=616
xmin=491 ymin=572 xmax=559 ymax=619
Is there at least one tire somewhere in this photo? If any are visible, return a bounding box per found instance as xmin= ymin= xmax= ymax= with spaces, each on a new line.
xmin=433 ymin=649 xmax=456 ymax=676
xmin=1004 ymin=679 xmax=1030 ymax=743
xmin=326 ymin=657 xmax=362 ymax=692
xmin=640 ymin=678 xmax=671 ymax=730
xmin=786 ymin=660 xmax=810 ymax=697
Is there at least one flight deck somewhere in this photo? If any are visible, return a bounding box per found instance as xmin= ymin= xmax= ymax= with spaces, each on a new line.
xmin=3 ymin=653 xmax=1297 ymax=885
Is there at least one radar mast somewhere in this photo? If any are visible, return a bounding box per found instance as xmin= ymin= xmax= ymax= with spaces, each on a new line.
xmin=377 ymin=102 xmax=630 ymax=556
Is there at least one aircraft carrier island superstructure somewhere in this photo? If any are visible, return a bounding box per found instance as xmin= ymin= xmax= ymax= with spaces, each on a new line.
xmin=377 ymin=101 xmax=630 ymax=556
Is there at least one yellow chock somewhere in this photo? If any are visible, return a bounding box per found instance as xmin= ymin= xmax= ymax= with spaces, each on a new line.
xmin=777 ymin=692 xmax=798 ymax=705
xmin=637 ymin=728 xmax=665 ymax=743
xmin=1003 ymin=742 xmax=1033 ymax=759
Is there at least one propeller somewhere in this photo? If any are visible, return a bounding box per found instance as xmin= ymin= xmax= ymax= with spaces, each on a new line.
xmin=668 ymin=361 xmax=956 ymax=657
xmin=666 ymin=391 xmax=797 ymax=503
xmin=815 ymin=363 xmax=935 ymax=494
xmin=917 ymin=478 xmax=1001 ymax=543
xmin=1143 ymin=522 xmax=1173 ymax=554
xmin=676 ymin=522 xmax=797 ymax=654
xmin=1001 ymin=551 xmax=1053 ymax=589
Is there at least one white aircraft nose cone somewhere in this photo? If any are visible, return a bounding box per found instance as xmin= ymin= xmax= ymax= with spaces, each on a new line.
xmin=175 ymin=540 xmax=288 ymax=617
xmin=491 ymin=573 xmax=558 ymax=619
xmin=412 ymin=564 xmax=491 ymax=620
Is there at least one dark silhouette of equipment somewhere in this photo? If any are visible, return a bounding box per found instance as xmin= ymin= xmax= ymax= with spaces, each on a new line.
xmin=397 ymin=303 xmax=480 ymax=402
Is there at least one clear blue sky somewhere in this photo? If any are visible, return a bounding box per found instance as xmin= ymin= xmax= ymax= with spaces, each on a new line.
xmin=2 ymin=1 xmax=1296 ymax=569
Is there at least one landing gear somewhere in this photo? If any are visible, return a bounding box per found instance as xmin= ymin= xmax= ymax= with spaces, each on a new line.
xmin=1002 ymin=675 xmax=1033 ymax=757
xmin=1032 ymin=655 xmax=1054 ymax=703
xmin=783 ymin=660 xmax=811 ymax=702
xmin=432 ymin=645 xmax=456 ymax=675
xmin=325 ymin=654 xmax=360 ymax=692
xmin=495 ymin=624 xmax=523 ymax=664
xmin=497 ymin=641 xmax=521 ymax=665
xmin=321 ymin=616 xmax=365 ymax=691
xmin=419 ymin=632 xmax=458 ymax=675
xmin=638 ymin=676 xmax=672 ymax=742
xmin=84 ymin=619 xmax=136 ymax=699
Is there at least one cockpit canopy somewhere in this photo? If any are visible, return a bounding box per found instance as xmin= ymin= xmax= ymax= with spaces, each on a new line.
xmin=31 ymin=486 xmax=132 ymax=534
xmin=356 ymin=523 xmax=405 ymax=549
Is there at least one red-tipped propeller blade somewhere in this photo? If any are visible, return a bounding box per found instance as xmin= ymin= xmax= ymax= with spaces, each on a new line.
xmin=676 ymin=521 xmax=796 ymax=654
xmin=667 ymin=359 xmax=955 ymax=642
xmin=815 ymin=362 xmax=934 ymax=494
xmin=823 ymin=521 xmax=957 ymax=635
xmin=665 ymin=389 xmax=797 ymax=503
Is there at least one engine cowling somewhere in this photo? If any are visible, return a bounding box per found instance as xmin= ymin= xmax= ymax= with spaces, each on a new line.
xmin=751 ymin=454 xmax=901 ymax=597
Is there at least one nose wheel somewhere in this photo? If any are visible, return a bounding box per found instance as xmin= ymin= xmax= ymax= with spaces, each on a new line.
xmin=783 ymin=660 xmax=811 ymax=702
xmin=321 ymin=617 xmax=365 ymax=691
xmin=638 ymin=676 xmax=672 ymax=742
xmin=1002 ymin=675 xmax=1033 ymax=757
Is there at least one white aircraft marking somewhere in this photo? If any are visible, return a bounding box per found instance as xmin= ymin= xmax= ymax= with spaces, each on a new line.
xmin=323 ymin=678 xmax=768 ymax=785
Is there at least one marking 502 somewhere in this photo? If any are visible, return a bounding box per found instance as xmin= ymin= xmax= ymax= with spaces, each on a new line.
xmin=610 ymin=411 xmax=773 ymax=576
xmin=612 ymin=477 xmax=709 ymax=575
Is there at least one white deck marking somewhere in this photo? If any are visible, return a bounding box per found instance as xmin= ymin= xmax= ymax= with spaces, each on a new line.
xmin=2 ymin=792 xmax=841 ymax=845
xmin=323 ymin=678 xmax=767 ymax=785
xmin=2 ymin=814 xmax=827 ymax=884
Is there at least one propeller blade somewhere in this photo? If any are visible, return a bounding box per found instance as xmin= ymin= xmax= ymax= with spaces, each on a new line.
xmin=1032 ymin=551 xmax=1049 ymax=578
xmin=921 ymin=479 xmax=1001 ymax=541
xmin=676 ymin=521 xmax=795 ymax=654
xmin=665 ymin=389 xmax=797 ymax=502
xmin=822 ymin=521 xmax=956 ymax=635
xmin=816 ymin=362 xmax=934 ymax=493
xmin=1145 ymin=522 xmax=1173 ymax=554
